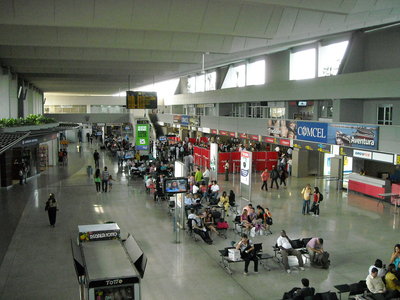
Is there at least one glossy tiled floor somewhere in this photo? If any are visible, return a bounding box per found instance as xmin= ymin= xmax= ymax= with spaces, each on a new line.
xmin=0 ymin=142 xmax=399 ymax=300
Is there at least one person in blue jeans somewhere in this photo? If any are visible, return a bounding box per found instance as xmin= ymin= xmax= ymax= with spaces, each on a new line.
xmin=301 ymin=184 xmax=312 ymax=215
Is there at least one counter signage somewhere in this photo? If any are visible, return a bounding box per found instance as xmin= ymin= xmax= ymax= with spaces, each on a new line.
xmin=296 ymin=121 xmax=328 ymax=143
xmin=22 ymin=138 xmax=39 ymax=145
xmin=79 ymin=230 xmax=120 ymax=242
xmin=229 ymin=132 xmax=236 ymax=137
xmin=239 ymin=133 xmax=248 ymax=139
xmin=249 ymin=135 xmax=259 ymax=141
xmin=219 ymin=130 xmax=228 ymax=136
xmin=211 ymin=129 xmax=218 ymax=134
xmin=266 ymin=120 xmax=297 ymax=139
xmin=279 ymin=139 xmax=290 ymax=146
xmin=353 ymin=149 xmax=372 ymax=159
xmin=372 ymin=152 xmax=394 ymax=163
xmin=88 ymin=276 xmax=139 ymax=288
xmin=293 ymin=141 xmax=331 ymax=153
xmin=264 ymin=136 xmax=276 ymax=144
xmin=327 ymin=123 xmax=378 ymax=150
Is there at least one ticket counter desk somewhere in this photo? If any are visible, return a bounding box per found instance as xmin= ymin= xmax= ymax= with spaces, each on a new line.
xmin=71 ymin=224 xmax=147 ymax=300
xmin=348 ymin=173 xmax=390 ymax=200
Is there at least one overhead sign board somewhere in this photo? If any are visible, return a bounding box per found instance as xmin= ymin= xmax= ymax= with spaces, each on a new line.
xmin=372 ymin=152 xmax=394 ymax=163
xmin=126 ymin=91 xmax=157 ymax=109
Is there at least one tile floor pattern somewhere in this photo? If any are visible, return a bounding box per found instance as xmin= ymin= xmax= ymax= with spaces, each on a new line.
xmin=0 ymin=142 xmax=399 ymax=300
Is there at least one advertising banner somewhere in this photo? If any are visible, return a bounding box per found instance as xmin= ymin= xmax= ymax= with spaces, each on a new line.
xmin=189 ymin=116 xmax=200 ymax=127
xmin=327 ymin=123 xmax=379 ymax=150
xmin=135 ymin=124 xmax=149 ymax=150
xmin=263 ymin=136 xmax=276 ymax=144
xmin=296 ymin=121 xmax=328 ymax=143
xmin=240 ymin=151 xmax=252 ymax=186
xmin=266 ymin=120 xmax=297 ymax=139
xmin=210 ymin=143 xmax=218 ymax=180
xmin=173 ymin=115 xmax=181 ymax=123
xmin=180 ymin=115 xmax=189 ymax=126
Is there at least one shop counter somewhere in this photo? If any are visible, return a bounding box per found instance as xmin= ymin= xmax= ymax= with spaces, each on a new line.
xmin=348 ymin=173 xmax=390 ymax=199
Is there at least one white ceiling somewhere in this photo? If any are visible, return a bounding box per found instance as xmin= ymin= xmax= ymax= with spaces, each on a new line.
xmin=0 ymin=0 xmax=399 ymax=94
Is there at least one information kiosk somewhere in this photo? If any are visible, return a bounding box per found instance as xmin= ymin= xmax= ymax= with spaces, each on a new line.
xmin=71 ymin=223 xmax=147 ymax=300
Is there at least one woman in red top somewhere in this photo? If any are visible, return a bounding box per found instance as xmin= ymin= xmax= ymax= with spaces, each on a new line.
xmin=260 ymin=168 xmax=269 ymax=191
xmin=311 ymin=187 xmax=321 ymax=216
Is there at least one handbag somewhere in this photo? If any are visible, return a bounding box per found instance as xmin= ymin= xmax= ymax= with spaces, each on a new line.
xmin=266 ymin=217 xmax=273 ymax=225
xmin=216 ymin=221 xmax=229 ymax=229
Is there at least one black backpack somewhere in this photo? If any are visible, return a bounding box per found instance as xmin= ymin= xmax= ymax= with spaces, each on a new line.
xmin=319 ymin=193 xmax=324 ymax=202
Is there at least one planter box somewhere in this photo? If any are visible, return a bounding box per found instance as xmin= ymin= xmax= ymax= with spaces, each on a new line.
xmin=0 ymin=123 xmax=59 ymax=133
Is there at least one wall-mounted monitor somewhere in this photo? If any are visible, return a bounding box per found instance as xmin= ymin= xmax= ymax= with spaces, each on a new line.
xmin=297 ymin=101 xmax=307 ymax=107
xmin=163 ymin=177 xmax=188 ymax=194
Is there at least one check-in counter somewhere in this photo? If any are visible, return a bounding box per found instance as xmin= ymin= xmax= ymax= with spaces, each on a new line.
xmin=348 ymin=173 xmax=390 ymax=199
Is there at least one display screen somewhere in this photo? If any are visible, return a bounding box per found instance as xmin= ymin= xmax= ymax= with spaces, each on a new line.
xmin=158 ymin=136 xmax=166 ymax=142
xmin=126 ymin=91 xmax=157 ymax=109
xmin=297 ymin=101 xmax=307 ymax=107
xmin=164 ymin=178 xmax=188 ymax=193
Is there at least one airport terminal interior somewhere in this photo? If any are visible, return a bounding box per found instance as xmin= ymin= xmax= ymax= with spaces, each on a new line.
xmin=1 ymin=1 xmax=400 ymax=300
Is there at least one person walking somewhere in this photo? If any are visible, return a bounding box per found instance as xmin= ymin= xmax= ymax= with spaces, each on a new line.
xmin=94 ymin=168 xmax=101 ymax=193
xmin=93 ymin=150 xmax=100 ymax=168
xmin=261 ymin=168 xmax=269 ymax=191
xmin=224 ymin=160 xmax=229 ymax=181
xmin=45 ymin=193 xmax=58 ymax=227
xmin=101 ymin=166 xmax=110 ymax=192
xmin=270 ymin=166 xmax=279 ymax=189
xmin=203 ymin=167 xmax=210 ymax=186
xmin=279 ymin=167 xmax=288 ymax=187
xmin=301 ymin=184 xmax=312 ymax=215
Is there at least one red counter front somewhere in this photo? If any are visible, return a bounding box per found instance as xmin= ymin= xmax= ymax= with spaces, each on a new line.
xmin=348 ymin=173 xmax=389 ymax=199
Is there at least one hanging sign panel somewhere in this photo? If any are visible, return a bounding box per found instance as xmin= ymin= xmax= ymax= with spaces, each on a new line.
xmin=135 ymin=124 xmax=149 ymax=150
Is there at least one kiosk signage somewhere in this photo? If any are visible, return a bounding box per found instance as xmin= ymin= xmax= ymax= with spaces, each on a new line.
xmin=240 ymin=151 xmax=251 ymax=186
xmin=135 ymin=124 xmax=149 ymax=150
xmin=78 ymin=224 xmax=120 ymax=242
xmin=210 ymin=143 xmax=218 ymax=181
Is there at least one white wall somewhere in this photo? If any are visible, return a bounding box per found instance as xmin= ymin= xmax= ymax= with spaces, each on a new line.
xmin=0 ymin=72 xmax=10 ymax=118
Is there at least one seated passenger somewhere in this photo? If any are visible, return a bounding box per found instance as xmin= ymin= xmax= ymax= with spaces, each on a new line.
xmin=241 ymin=209 xmax=253 ymax=233
xmin=385 ymin=264 xmax=400 ymax=297
xmin=277 ymin=230 xmax=305 ymax=273
xmin=189 ymin=212 xmax=212 ymax=245
xmin=209 ymin=181 xmax=220 ymax=204
xmin=389 ymin=244 xmax=400 ymax=272
xmin=218 ymin=191 xmax=230 ymax=214
xmin=236 ymin=234 xmax=258 ymax=275
xmin=254 ymin=205 xmax=267 ymax=233
xmin=366 ymin=267 xmax=387 ymax=299
xmin=204 ymin=212 xmax=220 ymax=236
xmin=192 ymin=183 xmax=200 ymax=195
xmin=228 ymin=190 xmax=236 ymax=207
xmin=369 ymin=259 xmax=387 ymax=278
xmin=306 ymin=237 xmax=324 ymax=265
xmin=282 ymin=278 xmax=315 ymax=300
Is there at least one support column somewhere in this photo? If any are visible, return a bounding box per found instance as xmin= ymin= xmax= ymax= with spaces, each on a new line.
xmin=292 ymin=148 xmax=309 ymax=177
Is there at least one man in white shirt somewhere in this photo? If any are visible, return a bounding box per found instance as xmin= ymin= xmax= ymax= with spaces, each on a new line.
xmin=224 ymin=161 xmax=230 ymax=181
xmin=210 ymin=181 xmax=220 ymax=202
xmin=366 ymin=268 xmax=386 ymax=295
xmin=203 ymin=168 xmax=210 ymax=186
xmin=192 ymin=183 xmax=200 ymax=195
xmin=277 ymin=230 xmax=305 ymax=273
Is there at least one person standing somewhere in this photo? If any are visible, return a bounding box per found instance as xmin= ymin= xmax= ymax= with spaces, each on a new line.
xmin=287 ymin=157 xmax=293 ymax=176
xmin=94 ymin=168 xmax=101 ymax=193
xmin=224 ymin=160 xmax=229 ymax=181
xmin=261 ymin=168 xmax=269 ymax=191
xmin=93 ymin=150 xmax=100 ymax=168
xmin=279 ymin=167 xmax=288 ymax=187
xmin=86 ymin=132 xmax=90 ymax=142
xmin=194 ymin=167 xmax=203 ymax=184
xmin=301 ymin=184 xmax=312 ymax=215
xmin=203 ymin=167 xmax=210 ymax=186
xmin=270 ymin=166 xmax=279 ymax=189
xmin=18 ymin=167 xmax=24 ymax=185
xmin=45 ymin=193 xmax=58 ymax=227
xmin=311 ymin=187 xmax=322 ymax=216
xmin=101 ymin=167 xmax=109 ymax=192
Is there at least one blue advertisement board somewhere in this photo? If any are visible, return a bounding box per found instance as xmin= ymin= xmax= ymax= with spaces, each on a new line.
xmin=327 ymin=123 xmax=378 ymax=150
xmin=296 ymin=121 xmax=328 ymax=143
xmin=181 ymin=115 xmax=189 ymax=126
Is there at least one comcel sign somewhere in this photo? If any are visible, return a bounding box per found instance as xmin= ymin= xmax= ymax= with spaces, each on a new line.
xmin=296 ymin=121 xmax=328 ymax=143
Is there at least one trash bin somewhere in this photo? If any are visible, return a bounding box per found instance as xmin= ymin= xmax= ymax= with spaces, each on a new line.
xmin=87 ymin=166 xmax=93 ymax=177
